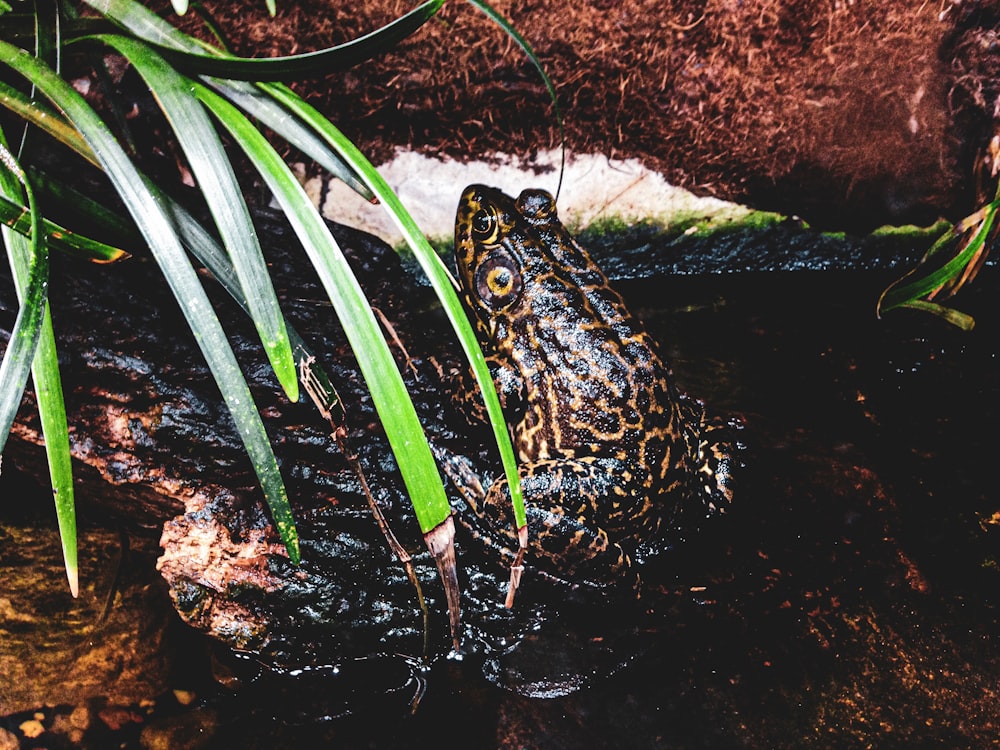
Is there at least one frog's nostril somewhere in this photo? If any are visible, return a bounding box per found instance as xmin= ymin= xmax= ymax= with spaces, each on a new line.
xmin=516 ymin=189 xmax=556 ymax=221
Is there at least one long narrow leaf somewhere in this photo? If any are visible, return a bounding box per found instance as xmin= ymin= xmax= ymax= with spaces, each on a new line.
xmin=201 ymin=77 xmax=372 ymax=200
xmin=262 ymin=81 xmax=527 ymax=533
xmin=90 ymin=33 xmax=298 ymax=402
xmin=0 ymin=39 xmax=301 ymax=562
xmin=0 ymin=191 xmax=129 ymax=262
xmin=27 ymin=307 xmax=78 ymax=596
xmin=84 ymin=0 xmax=445 ymax=80
xmin=0 ymin=80 xmax=99 ymax=166
xmin=71 ymin=0 xmax=372 ymax=197
xmin=0 ymin=145 xmax=48 ymax=456
xmin=0 ymin=136 xmax=77 ymax=596
xmin=878 ymin=209 xmax=995 ymax=314
xmin=194 ymin=81 xmax=451 ymax=532
xmin=898 ymin=299 xmax=976 ymax=330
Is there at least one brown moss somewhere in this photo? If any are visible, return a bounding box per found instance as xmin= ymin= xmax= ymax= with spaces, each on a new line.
xmin=164 ymin=0 xmax=1000 ymax=231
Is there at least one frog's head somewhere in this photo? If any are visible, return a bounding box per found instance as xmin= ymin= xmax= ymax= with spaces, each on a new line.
xmin=454 ymin=184 xmax=560 ymax=340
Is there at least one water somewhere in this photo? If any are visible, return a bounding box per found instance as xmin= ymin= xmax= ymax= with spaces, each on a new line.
xmin=2 ymin=267 xmax=997 ymax=748
xmin=206 ymin=269 xmax=1000 ymax=747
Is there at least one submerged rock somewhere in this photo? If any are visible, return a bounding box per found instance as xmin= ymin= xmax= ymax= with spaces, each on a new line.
xmin=2 ymin=209 xmax=667 ymax=697
xmin=0 ymin=523 xmax=173 ymax=715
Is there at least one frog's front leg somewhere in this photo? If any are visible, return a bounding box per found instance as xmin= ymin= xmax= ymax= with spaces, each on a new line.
xmin=677 ymin=394 xmax=743 ymax=517
xmin=450 ymin=355 xmax=525 ymax=428
xmin=475 ymin=456 xmax=657 ymax=588
xmin=687 ymin=410 xmax=744 ymax=518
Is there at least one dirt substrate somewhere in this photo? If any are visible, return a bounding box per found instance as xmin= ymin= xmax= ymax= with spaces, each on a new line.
xmin=166 ymin=0 xmax=1000 ymax=233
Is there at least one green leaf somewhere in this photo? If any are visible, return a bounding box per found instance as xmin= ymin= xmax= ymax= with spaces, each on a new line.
xmin=0 ymin=186 xmax=129 ymax=262
xmin=262 ymin=82 xmax=527 ymax=533
xmin=84 ymin=0 xmax=445 ymax=80
xmin=898 ymin=299 xmax=976 ymax=331
xmin=0 ymin=144 xmax=47 ymax=457
xmin=139 ymin=173 xmax=337 ymax=426
xmin=194 ymin=80 xmax=452 ymax=532
xmin=0 ymin=80 xmax=99 ymax=166
xmin=878 ymin=203 xmax=995 ymax=324
xmin=76 ymin=0 xmax=381 ymax=198
xmin=24 ymin=309 xmax=77 ymax=595
xmin=202 ymin=77 xmax=372 ymax=200
xmin=89 ymin=33 xmax=298 ymax=402
xmin=0 ymin=135 xmax=77 ymax=596
xmin=0 ymin=39 xmax=300 ymax=563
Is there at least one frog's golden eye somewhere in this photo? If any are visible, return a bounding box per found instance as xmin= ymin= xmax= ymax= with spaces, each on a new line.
xmin=471 ymin=206 xmax=500 ymax=244
xmin=474 ymin=252 xmax=522 ymax=310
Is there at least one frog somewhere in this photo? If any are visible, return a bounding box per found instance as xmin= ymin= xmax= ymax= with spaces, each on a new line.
xmin=447 ymin=184 xmax=739 ymax=591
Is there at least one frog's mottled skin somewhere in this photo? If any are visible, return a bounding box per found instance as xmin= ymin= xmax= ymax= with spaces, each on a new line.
xmin=451 ymin=184 xmax=737 ymax=588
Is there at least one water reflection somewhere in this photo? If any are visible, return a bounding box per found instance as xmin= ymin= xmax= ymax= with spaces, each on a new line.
xmin=2 ymin=268 xmax=997 ymax=748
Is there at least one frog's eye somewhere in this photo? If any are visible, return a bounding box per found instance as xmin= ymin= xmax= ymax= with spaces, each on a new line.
xmin=471 ymin=206 xmax=500 ymax=244
xmin=474 ymin=252 xmax=522 ymax=310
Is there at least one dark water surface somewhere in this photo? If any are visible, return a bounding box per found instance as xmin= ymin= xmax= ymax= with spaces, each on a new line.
xmin=202 ymin=269 xmax=999 ymax=748
xmin=4 ymin=267 xmax=998 ymax=748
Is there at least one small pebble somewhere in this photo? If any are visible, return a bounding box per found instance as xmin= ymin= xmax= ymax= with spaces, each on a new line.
xmin=0 ymin=728 xmax=19 ymax=750
xmin=19 ymin=718 xmax=44 ymax=739
xmin=98 ymin=707 xmax=142 ymax=731
xmin=50 ymin=706 xmax=91 ymax=745
xmin=140 ymin=708 xmax=217 ymax=750
xmin=69 ymin=704 xmax=92 ymax=730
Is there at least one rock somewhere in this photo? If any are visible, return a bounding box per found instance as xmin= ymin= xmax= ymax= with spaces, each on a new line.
xmin=1 ymin=210 xmax=515 ymax=677
xmin=49 ymin=705 xmax=91 ymax=745
xmin=0 ymin=208 xmax=647 ymax=692
xmin=139 ymin=708 xmax=217 ymax=750
xmin=0 ymin=729 xmax=17 ymax=750
xmin=17 ymin=718 xmax=43 ymax=739
xmin=0 ymin=522 xmax=174 ymax=715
